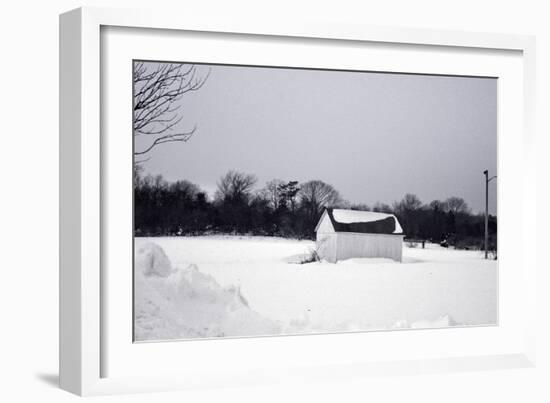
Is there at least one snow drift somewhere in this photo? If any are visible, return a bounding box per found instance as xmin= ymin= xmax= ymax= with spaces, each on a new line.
xmin=134 ymin=242 xmax=279 ymax=341
xmin=134 ymin=237 xmax=496 ymax=341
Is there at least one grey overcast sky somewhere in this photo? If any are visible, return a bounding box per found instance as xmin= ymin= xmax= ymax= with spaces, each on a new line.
xmin=136 ymin=62 xmax=497 ymax=214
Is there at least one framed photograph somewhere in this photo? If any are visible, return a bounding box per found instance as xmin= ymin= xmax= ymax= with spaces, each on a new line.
xmin=60 ymin=7 xmax=537 ymax=396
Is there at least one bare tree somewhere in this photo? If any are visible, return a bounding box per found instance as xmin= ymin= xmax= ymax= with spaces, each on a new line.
xmin=133 ymin=62 xmax=210 ymax=161
xmin=260 ymin=179 xmax=285 ymax=210
xmin=215 ymin=170 xmax=258 ymax=203
xmin=393 ymin=193 xmax=423 ymax=238
xmin=169 ymin=180 xmax=201 ymax=200
xmin=393 ymin=193 xmax=422 ymax=214
xmin=429 ymin=199 xmax=447 ymax=212
xmin=445 ymin=196 xmax=470 ymax=215
xmin=372 ymin=202 xmax=393 ymax=213
xmin=133 ymin=163 xmax=144 ymax=188
xmin=299 ymin=180 xmax=342 ymax=217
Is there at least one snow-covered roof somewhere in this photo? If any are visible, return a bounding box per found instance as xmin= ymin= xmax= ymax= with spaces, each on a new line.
xmin=316 ymin=208 xmax=404 ymax=235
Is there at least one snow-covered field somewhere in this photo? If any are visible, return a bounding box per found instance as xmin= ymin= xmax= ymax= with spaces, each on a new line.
xmin=134 ymin=236 xmax=497 ymax=341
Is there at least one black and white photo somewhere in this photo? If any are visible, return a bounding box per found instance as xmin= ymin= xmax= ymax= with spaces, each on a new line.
xmin=132 ymin=60 xmax=497 ymax=342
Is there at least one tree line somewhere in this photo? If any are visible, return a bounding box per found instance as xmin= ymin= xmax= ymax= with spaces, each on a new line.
xmin=134 ymin=169 xmax=497 ymax=250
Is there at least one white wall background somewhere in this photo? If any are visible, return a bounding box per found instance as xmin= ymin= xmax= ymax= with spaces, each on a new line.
xmin=0 ymin=0 xmax=548 ymax=402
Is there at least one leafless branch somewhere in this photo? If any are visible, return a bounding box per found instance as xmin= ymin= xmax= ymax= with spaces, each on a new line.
xmin=133 ymin=62 xmax=210 ymax=161
xmin=134 ymin=126 xmax=197 ymax=156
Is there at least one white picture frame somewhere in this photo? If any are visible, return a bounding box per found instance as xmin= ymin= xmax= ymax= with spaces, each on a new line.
xmin=59 ymin=6 xmax=537 ymax=396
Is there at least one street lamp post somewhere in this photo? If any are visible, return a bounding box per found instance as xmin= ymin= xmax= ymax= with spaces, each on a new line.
xmin=483 ymin=170 xmax=497 ymax=259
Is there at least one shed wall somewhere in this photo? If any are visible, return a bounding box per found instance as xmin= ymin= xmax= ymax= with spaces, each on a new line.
xmin=316 ymin=213 xmax=335 ymax=233
xmin=336 ymin=233 xmax=404 ymax=262
xmin=316 ymin=232 xmax=404 ymax=263
xmin=316 ymin=233 xmax=338 ymax=263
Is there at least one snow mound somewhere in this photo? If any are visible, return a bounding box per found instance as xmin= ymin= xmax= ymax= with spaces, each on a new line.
xmin=332 ymin=209 xmax=403 ymax=233
xmin=136 ymin=242 xmax=173 ymax=277
xmin=284 ymin=248 xmax=318 ymax=264
xmin=134 ymin=242 xmax=280 ymax=341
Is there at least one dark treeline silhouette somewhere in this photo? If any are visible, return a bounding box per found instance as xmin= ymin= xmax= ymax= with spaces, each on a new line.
xmin=134 ymin=169 xmax=497 ymax=250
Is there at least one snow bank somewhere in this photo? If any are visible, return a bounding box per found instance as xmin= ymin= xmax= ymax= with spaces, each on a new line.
xmin=134 ymin=242 xmax=280 ymax=341
xmin=332 ymin=209 xmax=403 ymax=233
xmin=134 ymin=237 xmax=497 ymax=341
xmin=137 ymin=243 xmax=173 ymax=277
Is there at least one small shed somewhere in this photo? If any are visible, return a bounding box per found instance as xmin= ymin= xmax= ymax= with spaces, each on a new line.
xmin=315 ymin=208 xmax=405 ymax=263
